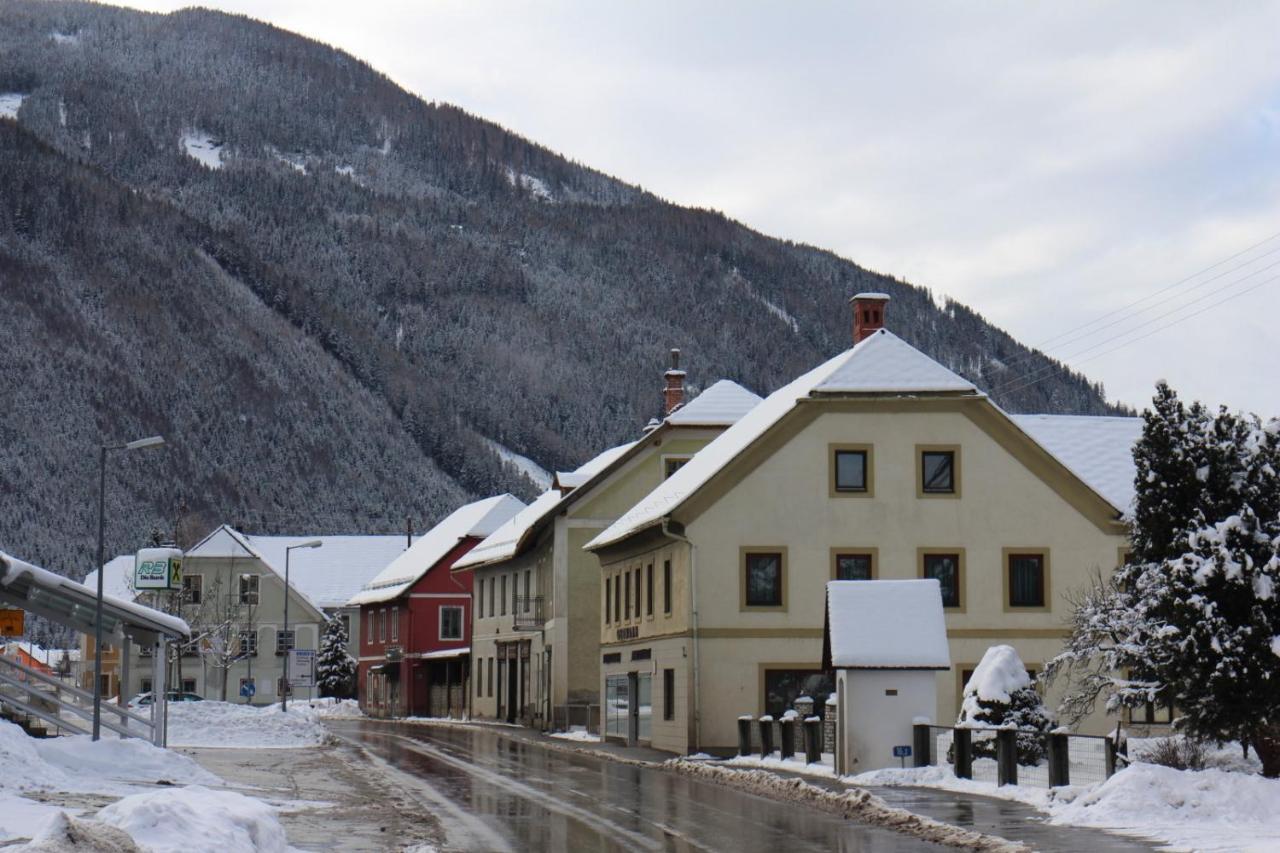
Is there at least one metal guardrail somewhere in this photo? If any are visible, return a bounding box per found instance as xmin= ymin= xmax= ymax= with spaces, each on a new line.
xmin=0 ymin=654 xmax=155 ymax=740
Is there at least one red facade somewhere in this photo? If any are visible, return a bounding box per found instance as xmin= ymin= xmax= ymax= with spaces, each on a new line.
xmin=358 ymin=537 xmax=477 ymax=718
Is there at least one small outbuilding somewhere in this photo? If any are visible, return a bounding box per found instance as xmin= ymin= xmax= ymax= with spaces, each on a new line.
xmin=823 ymin=579 xmax=950 ymax=774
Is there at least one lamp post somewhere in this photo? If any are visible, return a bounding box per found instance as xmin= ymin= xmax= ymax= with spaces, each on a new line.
xmin=93 ymin=434 xmax=165 ymax=741
xmin=282 ymin=540 xmax=322 ymax=712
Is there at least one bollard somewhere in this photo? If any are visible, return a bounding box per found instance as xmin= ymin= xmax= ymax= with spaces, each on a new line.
xmin=737 ymin=716 xmax=753 ymax=757
xmin=1047 ymin=733 xmax=1070 ymax=787
xmin=758 ymin=716 xmax=775 ymax=757
xmin=913 ymin=724 xmax=932 ymax=768
xmin=953 ymin=728 xmax=973 ymax=779
xmin=803 ymin=716 xmax=822 ymax=764
xmin=996 ymin=729 xmax=1018 ymax=786
xmin=779 ymin=718 xmax=795 ymax=759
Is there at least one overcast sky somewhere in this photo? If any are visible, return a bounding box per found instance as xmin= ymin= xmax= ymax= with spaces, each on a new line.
xmin=109 ymin=1 xmax=1280 ymax=415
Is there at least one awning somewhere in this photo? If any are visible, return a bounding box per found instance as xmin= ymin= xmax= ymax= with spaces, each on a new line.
xmin=0 ymin=551 xmax=189 ymax=644
xmin=413 ymin=647 xmax=470 ymax=660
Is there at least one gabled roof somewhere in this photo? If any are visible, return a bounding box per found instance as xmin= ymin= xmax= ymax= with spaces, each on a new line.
xmin=665 ymin=379 xmax=762 ymax=426
xmin=554 ymin=441 xmax=637 ymax=490
xmin=185 ymin=526 xmax=412 ymax=613
xmin=453 ymin=490 xmax=563 ymax=570
xmin=348 ymin=495 xmax=525 ymax=605
xmin=825 ymin=579 xmax=950 ymax=669
xmin=812 ymin=330 xmax=976 ymax=394
xmin=1008 ymin=414 xmax=1142 ymax=513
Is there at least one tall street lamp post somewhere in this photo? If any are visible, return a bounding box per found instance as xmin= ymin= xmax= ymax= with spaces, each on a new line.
xmin=282 ymin=540 xmax=322 ymax=712
xmin=93 ymin=434 xmax=165 ymax=741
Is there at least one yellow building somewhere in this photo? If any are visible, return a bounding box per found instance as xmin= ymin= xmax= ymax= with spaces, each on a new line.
xmin=587 ymin=295 xmax=1142 ymax=754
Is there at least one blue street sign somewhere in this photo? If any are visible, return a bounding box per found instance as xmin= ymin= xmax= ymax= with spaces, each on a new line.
xmin=240 ymin=681 xmax=256 ymax=698
xmin=892 ymin=745 xmax=912 ymax=758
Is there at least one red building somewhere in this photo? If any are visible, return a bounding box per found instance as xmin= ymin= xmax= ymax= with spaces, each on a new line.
xmin=349 ymin=495 xmax=524 ymax=718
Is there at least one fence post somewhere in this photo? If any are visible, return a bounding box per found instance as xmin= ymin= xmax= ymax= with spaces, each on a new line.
xmin=996 ymin=730 xmax=1018 ymax=786
xmin=759 ymin=716 xmax=775 ymax=758
xmin=779 ymin=718 xmax=795 ymax=759
xmin=913 ymin=724 xmax=932 ymax=768
xmin=1105 ymin=736 xmax=1120 ymax=778
xmin=953 ymin=728 xmax=973 ymax=779
xmin=803 ymin=717 xmax=822 ymax=764
xmin=737 ymin=716 xmax=753 ymax=757
xmin=1047 ymin=733 xmax=1069 ymax=787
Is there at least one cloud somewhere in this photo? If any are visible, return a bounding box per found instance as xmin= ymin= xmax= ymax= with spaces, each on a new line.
xmin=102 ymin=0 xmax=1280 ymax=414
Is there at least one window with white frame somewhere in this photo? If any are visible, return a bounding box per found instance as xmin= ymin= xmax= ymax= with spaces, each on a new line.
xmin=238 ymin=630 xmax=258 ymax=657
xmin=182 ymin=574 xmax=203 ymax=605
xmin=239 ymin=574 xmax=259 ymax=605
xmin=390 ymin=606 xmax=399 ymax=642
xmin=275 ymin=630 xmax=295 ymax=655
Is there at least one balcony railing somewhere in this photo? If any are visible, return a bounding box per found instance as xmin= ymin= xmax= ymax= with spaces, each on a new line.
xmin=513 ymin=596 xmax=544 ymax=631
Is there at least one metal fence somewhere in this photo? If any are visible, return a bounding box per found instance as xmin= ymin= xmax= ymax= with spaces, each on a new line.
xmin=913 ymin=723 xmax=1122 ymax=788
xmin=553 ymin=703 xmax=600 ymax=733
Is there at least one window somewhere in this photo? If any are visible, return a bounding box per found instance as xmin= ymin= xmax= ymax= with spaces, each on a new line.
xmin=921 ymin=551 xmax=962 ymax=608
xmin=523 ymin=570 xmax=530 ymax=611
xmin=238 ymin=630 xmax=258 ymax=657
xmin=834 ymin=553 xmax=874 ymax=581
xmin=275 ymin=630 xmax=295 ymax=655
xmin=477 ymin=659 xmax=484 ymax=697
xmin=181 ymin=677 xmax=196 ymax=693
xmin=182 ymin=574 xmax=203 ymax=605
xmin=500 ymin=575 xmax=507 ymax=616
xmin=663 ymin=560 xmax=672 ymax=614
xmin=743 ymin=550 xmax=785 ymax=609
xmin=663 ymin=668 xmax=675 ymax=720
xmin=1129 ymin=691 xmax=1174 ymax=725
xmin=512 ymin=572 xmax=518 ymax=614
xmin=367 ymin=611 xmax=374 ymax=643
xmin=488 ymin=575 xmax=494 ymax=617
xmin=605 ymin=576 xmax=612 ymax=624
xmin=487 ymin=656 xmax=495 ymax=697
xmin=340 ymin=613 xmax=351 ymax=639
xmin=390 ymin=606 xmax=399 ymax=642
xmin=624 ymin=569 xmax=631 ymax=618
xmin=614 ymin=575 xmax=621 ymax=623
xmin=664 ymin=457 xmax=690 ymax=479
xmin=1007 ymin=551 xmax=1047 ymax=608
xmin=764 ymin=669 xmax=834 ymax=718
xmin=477 ymin=579 xmax=484 ymax=618
xmin=605 ymin=675 xmax=629 ymax=737
xmin=141 ymin=677 xmax=153 ymax=694
xmin=635 ymin=569 xmax=642 ymax=619
xmin=829 ymin=444 xmax=873 ymax=497
xmin=440 ymin=606 xmax=463 ymax=641
xmin=919 ymin=447 xmax=959 ymax=496
xmin=238 ymin=574 xmax=259 ymax=605
xmin=646 ymin=564 xmax=654 ymax=617
xmin=378 ymin=609 xmax=386 ymax=642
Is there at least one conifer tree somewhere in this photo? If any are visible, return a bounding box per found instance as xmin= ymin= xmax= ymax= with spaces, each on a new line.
xmin=316 ymin=615 xmax=356 ymax=699
xmin=957 ymin=645 xmax=1054 ymax=764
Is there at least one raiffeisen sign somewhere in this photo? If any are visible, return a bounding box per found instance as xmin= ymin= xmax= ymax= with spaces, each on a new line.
xmin=134 ymin=547 xmax=183 ymax=591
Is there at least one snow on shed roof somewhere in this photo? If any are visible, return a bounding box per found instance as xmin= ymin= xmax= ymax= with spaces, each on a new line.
xmin=186 ymin=526 xmax=415 ymax=611
xmin=665 ymin=379 xmax=762 ymax=426
xmin=1009 ymin=414 xmax=1141 ymax=513
xmin=453 ymin=490 xmax=563 ymax=570
xmin=826 ymin=580 xmax=950 ymax=669
xmin=589 ymin=329 xmax=971 ymax=548
xmin=348 ymin=495 xmax=525 ymax=606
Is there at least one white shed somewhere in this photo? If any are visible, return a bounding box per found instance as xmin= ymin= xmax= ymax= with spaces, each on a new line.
xmin=824 ymin=579 xmax=950 ymax=774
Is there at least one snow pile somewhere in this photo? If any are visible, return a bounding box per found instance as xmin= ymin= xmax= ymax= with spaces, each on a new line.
xmin=549 ymin=727 xmax=601 ymax=743
xmin=1050 ymin=763 xmax=1280 ymax=852
xmin=18 ymin=812 xmax=138 ymax=852
xmin=35 ymin=734 xmax=220 ymax=788
xmin=166 ymin=700 xmax=330 ymax=747
xmin=266 ymin=697 xmax=362 ymax=719
xmin=180 ymin=131 xmax=223 ymax=169
xmin=97 ymin=786 xmax=289 ymax=853
xmin=958 ymin=645 xmax=1030 ymax=722
xmin=0 ymin=94 xmax=27 ymax=120
xmin=726 ymin=753 xmax=836 ymax=777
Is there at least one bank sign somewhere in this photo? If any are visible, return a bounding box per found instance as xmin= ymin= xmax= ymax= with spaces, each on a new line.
xmin=134 ymin=548 xmax=183 ymax=591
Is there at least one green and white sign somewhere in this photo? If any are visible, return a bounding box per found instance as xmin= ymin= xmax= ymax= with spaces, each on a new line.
xmin=135 ymin=547 xmax=183 ymax=591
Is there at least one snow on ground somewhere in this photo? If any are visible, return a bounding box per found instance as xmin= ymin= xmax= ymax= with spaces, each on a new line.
xmin=549 ymin=727 xmax=602 ymax=743
xmin=50 ymin=31 xmax=81 ymax=46
xmin=0 ymin=93 xmax=26 ymax=119
xmin=271 ymin=149 xmax=307 ymax=174
xmin=335 ymin=164 xmax=355 ymax=177
xmin=503 ymin=166 xmax=554 ymax=201
xmin=180 ymin=131 xmax=223 ymax=169
xmin=725 ymin=752 xmax=837 ymax=777
xmin=482 ymin=437 xmax=552 ymax=490
xmin=96 ymin=786 xmax=289 ymax=853
xmin=166 ymin=699 xmax=334 ymax=747
xmin=730 ymin=268 xmax=799 ymax=333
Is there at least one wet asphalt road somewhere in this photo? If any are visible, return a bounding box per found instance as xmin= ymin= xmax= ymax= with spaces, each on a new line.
xmin=329 ymin=720 xmax=947 ymax=852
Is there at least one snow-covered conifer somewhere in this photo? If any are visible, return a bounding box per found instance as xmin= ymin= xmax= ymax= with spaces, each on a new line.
xmin=957 ymin=645 xmax=1054 ymax=764
xmin=316 ymin=615 xmax=356 ymax=699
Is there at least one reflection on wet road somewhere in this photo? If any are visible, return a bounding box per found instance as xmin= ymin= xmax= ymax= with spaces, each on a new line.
xmin=330 ymin=720 xmax=945 ymax=852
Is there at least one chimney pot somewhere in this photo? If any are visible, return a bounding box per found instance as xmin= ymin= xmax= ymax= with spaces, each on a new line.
xmin=663 ymin=348 xmax=686 ymax=416
xmin=850 ymin=292 xmax=890 ymax=344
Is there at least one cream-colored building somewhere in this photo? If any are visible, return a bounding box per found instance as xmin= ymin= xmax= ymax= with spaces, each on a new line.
xmin=587 ymin=295 xmax=1143 ymax=754
xmin=454 ymin=370 xmax=761 ymax=730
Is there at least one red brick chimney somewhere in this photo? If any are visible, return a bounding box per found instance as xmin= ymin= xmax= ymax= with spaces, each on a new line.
xmin=663 ymin=349 xmax=686 ymax=416
xmin=851 ymin=292 xmax=890 ymax=343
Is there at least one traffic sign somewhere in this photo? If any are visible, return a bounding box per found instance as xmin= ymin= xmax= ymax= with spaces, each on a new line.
xmin=288 ymin=649 xmax=315 ymax=687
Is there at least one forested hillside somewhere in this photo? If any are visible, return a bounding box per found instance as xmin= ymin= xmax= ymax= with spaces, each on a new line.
xmin=0 ymin=1 xmax=1123 ymax=578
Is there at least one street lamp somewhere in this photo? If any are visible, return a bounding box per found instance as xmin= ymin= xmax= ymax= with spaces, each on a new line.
xmin=282 ymin=540 xmax=322 ymax=712
xmin=93 ymin=434 xmax=165 ymax=741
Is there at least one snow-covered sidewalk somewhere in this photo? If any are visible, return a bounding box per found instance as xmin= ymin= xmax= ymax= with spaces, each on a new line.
xmin=166 ymin=697 xmax=360 ymax=748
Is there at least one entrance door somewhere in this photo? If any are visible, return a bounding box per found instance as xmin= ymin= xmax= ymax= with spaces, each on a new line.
xmin=627 ymin=671 xmax=639 ymax=746
xmin=506 ymin=656 xmax=518 ymax=724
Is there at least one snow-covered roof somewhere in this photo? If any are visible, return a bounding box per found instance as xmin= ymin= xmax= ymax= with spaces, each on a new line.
xmin=348 ymin=495 xmax=525 ymax=606
xmin=812 ymin=330 xmax=976 ymax=394
xmin=1009 ymin=414 xmax=1141 ymax=513
xmin=555 ymin=441 xmax=637 ymax=490
xmin=590 ymin=330 xmax=957 ymax=549
xmin=665 ymin=380 xmax=762 ymax=426
xmin=186 ymin=527 xmax=414 ymax=612
xmin=452 ymin=490 xmax=563 ymax=570
xmin=82 ymin=554 xmax=137 ymax=603
xmin=825 ymin=580 xmax=950 ymax=669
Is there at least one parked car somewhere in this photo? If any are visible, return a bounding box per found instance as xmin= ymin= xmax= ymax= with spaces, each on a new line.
xmin=126 ymin=691 xmax=204 ymax=708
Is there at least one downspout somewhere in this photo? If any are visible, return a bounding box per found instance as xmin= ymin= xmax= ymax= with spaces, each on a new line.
xmin=662 ymin=519 xmax=699 ymax=753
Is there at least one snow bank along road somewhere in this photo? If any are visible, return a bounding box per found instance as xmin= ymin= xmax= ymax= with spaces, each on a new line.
xmin=329 ymin=720 xmax=953 ymax=852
